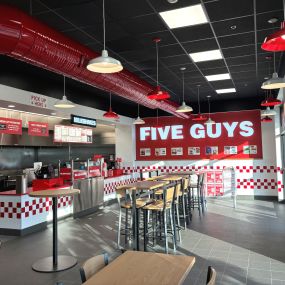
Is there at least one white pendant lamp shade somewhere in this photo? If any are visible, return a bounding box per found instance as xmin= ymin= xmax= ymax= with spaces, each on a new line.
xmin=261 ymin=72 xmax=285 ymax=89
xmin=176 ymin=101 xmax=193 ymax=113
xmin=205 ymin=117 xmax=215 ymax=125
xmin=54 ymin=76 xmax=75 ymax=109
xmin=261 ymin=106 xmax=277 ymax=117
xmin=54 ymin=95 xmax=75 ymax=108
xmin=87 ymin=50 xmax=123 ymax=73
xmin=176 ymin=67 xmax=193 ymax=113
xmin=86 ymin=0 xmax=123 ymax=74
xmin=133 ymin=104 xmax=145 ymax=124
xmin=133 ymin=116 xmax=145 ymax=124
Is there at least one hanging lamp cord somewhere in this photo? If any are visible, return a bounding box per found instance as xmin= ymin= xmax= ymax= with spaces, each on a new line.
xmin=156 ymin=41 xmax=159 ymax=87
xmin=109 ymin=92 xmax=112 ymax=109
xmin=182 ymin=69 xmax=185 ymax=102
xmin=197 ymin=85 xmax=201 ymax=113
xmin=208 ymin=97 xmax=211 ymax=118
xmin=63 ymin=75 xmax=65 ymax=97
xmin=156 ymin=108 xmax=159 ymax=126
xmin=103 ymin=0 xmax=106 ymax=50
xmin=138 ymin=104 xmax=140 ymax=117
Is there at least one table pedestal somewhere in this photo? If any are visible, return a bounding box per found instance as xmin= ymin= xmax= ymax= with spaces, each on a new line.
xmin=32 ymin=197 xmax=77 ymax=273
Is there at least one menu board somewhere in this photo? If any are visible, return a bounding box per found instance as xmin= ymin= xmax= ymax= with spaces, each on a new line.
xmin=54 ymin=125 xmax=92 ymax=144
xmin=28 ymin=121 xmax=49 ymax=137
xmin=0 ymin=117 xmax=22 ymax=135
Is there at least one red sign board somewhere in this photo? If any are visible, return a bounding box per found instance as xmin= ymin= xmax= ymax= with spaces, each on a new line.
xmin=28 ymin=121 xmax=49 ymax=137
xmin=0 ymin=117 xmax=22 ymax=135
xmin=135 ymin=110 xmax=262 ymax=160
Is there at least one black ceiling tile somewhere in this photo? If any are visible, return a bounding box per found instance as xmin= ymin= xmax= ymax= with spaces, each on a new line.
xmin=210 ymin=80 xmax=234 ymax=89
xmin=35 ymin=11 xmax=74 ymax=31
xmin=256 ymin=10 xmax=284 ymax=30
xmin=137 ymin=31 xmax=177 ymax=47
xmin=117 ymin=14 xmax=167 ymax=35
xmin=118 ymin=48 xmax=154 ymax=62
xmin=105 ymin=0 xmax=154 ymax=20
xmin=149 ymin=0 xmax=200 ymax=12
xmin=202 ymin=67 xmax=229 ymax=76
xmin=168 ymin=63 xmax=196 ymax=73
xmin=183 ymin=38 xmax=218 ymax=53
xmin=230 ymin=63 xmax=256 ymax=73
xmin=61 ymin=29 xmax=94 ymax=45
xmin=226 ymin=54 xmax=256 ymax=66
xmin=159 ymin=44 xmax=185 ymax=57
xmin=256 ymin=0 xmax=283 ymax=13
xmin=205 ymin=0 xmax=253 ymax=22
xmin=34 ymin=0 xmax=93 ymax=11
xmin=257 ymin=28 xmax=276 ymax=44
xmin=106 ymin=37 xmax=143 ymax=53
xmin=222 ymin=45 xmax=256 ymax=58
xmin=213 ymin=16 xmax=254 ymax=37
xmin=173 ymin=24 xmax=213 ymax=42
xmin=196 ymin=60 xmax=226 ymax=70
xmin=161 ymin=54 xmax=191 ymax=66
xmin=218 ymin=32 xmax=255 ymax=49
xmin=231 ymin=71 xmax=257 ymax=81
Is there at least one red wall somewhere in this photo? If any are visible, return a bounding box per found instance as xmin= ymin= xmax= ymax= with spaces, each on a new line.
xmin=135 ymin=110 xmax=262 ymax=161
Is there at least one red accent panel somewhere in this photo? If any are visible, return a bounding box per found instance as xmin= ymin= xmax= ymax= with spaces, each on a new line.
xmin=28 ymin=121 xmax=49 ymax=137
xmin=136 ymin=110 xmax=263 ymax=160
xmin=0 ymin=117 xmax=22 ymax=135
xmin=0 ymin=5 xmax=188 ymax=119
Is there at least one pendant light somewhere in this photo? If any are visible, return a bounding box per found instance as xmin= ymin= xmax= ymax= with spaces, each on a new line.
xmin=54 ymin=76 xmax=75 ymax=109
xmin=262 ymin=6 xmax=285 ymax=52
xmin=261 ymin=106 xmax=277 ymax=117
xmin=261 ymin=38 xmax=285 ymax=89
xmin=86 ymin=0 xmax=123 ymax=73
xmin=261 ymin=116 xmax=273 ymax=123
xmin=192 ymin=85 xmax=207 ymax=121
xmin=261 ymin=90 xmax=282 ymax=107
xmin=176 ymin=67 xmax=193 ymax=113
xmin=147 ymin=38 xmax=170 ymax=101
xmin=204 ymin=96 xmax=215 ymax=125
xmin=103 ymin=92 xmax=119 ymax=119
xmin=133 ymin=104 xmax=145 ymax=125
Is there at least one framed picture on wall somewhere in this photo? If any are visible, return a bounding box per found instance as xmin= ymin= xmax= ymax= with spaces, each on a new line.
xmin=140 ymin=148 xmax=151 ymax=156
xmin=206 ymin=146 xmax=218 ymax=155
xmin=155 ymin=148 xmax=166 ymax=156
xmin=188 ymin=147 xmax=200 ymax=155
xmin=224 ymin=146 xmax=237 ymax=155
xmin=171 ymin=147 xmax=183 ymax=156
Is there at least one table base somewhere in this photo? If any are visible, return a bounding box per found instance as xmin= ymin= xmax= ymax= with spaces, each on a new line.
xmin=32 ymin=255 xmax=77 ymax=273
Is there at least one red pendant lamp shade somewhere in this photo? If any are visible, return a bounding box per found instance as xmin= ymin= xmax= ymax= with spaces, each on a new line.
xmin=103 ymin=107 xmax=119 ymax=119
xmin=261 ymin=116 xmax=273 ymax=122
xmin=147 ymin=38 xmax=170 ymax=101
xmin=261 ymin=97 xmax=282 ymax=107
xmin=147 ymin=86 xmax=170 ymax=100
xmin=262 ymin=22 xmax=285 ymax=52
xmin=192 ymin=113 xmax=207 ymax=121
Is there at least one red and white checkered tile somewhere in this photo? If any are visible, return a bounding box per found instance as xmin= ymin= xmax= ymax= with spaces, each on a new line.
xmin=104 ymin=177 xmax=138 ymax=195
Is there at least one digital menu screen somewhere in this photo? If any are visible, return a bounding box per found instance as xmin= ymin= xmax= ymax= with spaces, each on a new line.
xmin=54 ymin=125 xmax=93 ymax=144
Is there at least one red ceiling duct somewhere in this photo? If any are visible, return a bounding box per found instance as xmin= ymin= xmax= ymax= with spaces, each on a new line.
xmin=0 ymin=5 xmax=189 ymax=119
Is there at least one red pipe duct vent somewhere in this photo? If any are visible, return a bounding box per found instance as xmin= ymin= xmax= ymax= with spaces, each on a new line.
xmin=0 ymin=5 xmax=189 ymax=119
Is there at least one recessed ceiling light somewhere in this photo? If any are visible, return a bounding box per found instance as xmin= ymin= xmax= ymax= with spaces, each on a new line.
xmin=189 ymin=49 xmax=223 ymax=63
xmin=230 ymin=25 xmax=237 ymax=30
xmin=51 ymin=112 xmax=57 ymax=116
xmin=159 ymin=4 xmax=208 ymax=29
xmin=216 ymin=88 xmax=236 ymax=94
xmin=205 ymin=73 xmax=231 ymax=81
xmin=167 ymin=0 xmax=178 ymax=3
xmin=268 ymin=18 xmax=278 ymax=24
xmin=8 ymin=105 xmax=15 ymax=108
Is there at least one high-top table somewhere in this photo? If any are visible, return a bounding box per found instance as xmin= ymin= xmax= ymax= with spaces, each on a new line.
xmin=122 ymin=181 xmax=166 ymax=250
xmin=83 ymin=251 xmax=196 ymax=285
xmin=29 ymin=188 xmax=80 ymax=272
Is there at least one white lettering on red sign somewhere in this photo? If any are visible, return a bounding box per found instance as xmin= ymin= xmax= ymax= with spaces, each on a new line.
xmin=140 ymin=121 xmax=254 ymax=141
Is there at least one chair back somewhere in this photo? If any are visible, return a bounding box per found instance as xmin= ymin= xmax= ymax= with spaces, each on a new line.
xmin=80 ymin=253 xmax=109 ymax=283
xmin=162 ymin=182 xmax=177 ymax=210
xmin=206 ymin=266 xmax=216 ymax=285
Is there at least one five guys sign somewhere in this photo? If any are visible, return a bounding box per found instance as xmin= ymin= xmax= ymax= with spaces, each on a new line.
xmin=135 ymin=110 xmax=263 ymax=160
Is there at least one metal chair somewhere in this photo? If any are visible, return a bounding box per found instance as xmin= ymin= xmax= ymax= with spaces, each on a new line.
xmin=206 ymin=266 xmax=217 ymax=285
xmin=142 ymin=182 xmax=177 ymax=254
xmin=79 ymin=253 xmax=109 ymax=283
xmin=189 ymin=173 xmax=205 ymax=215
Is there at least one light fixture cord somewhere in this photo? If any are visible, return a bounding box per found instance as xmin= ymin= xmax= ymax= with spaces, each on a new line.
xmin=30 ymin=0 xmax=33 ymax=15
xmin=63 ymin=75 xmax=65 ymax=97
xmin=283 ymin=0 xmax=285 ymax=20
xmin=138 ymin=104 xmax=140 ymax=117
xmin=208 ymin=97 xmax=211 ymax=118
xmin=157 ymin=108 xmax=159 ymax=126
xmin=109 ymin=92 xmax=111 ymax=109
xmin=197 ymin=85 xmax=201 ymax=113
xmin=156 ymin=41 xmax=159 ymax=87
xmin=103 ymin=0 xmax=106 ymax=50
xmin=182 ymin=70 xmax=185 ymax=102
xmin=273 ymin=51 xmax=276 ymax=73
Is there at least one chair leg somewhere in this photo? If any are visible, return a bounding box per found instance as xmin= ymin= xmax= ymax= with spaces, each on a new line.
xmin=117 ymin=208 xmax=122 ymax=248
xmin=181 ymin=196 xmax=187 ymax=229
xmin=163 ymin=211 xmax=168 ymax=254
xmin=175 ymin=203 xmax=182 ymax=242
xmin=143 ymin=210 xmax=148 ymax=252
xmin=169 ymin=209 xmax=176 ymax=253
xmin=125 ymin=208 xmax=129 ymax=244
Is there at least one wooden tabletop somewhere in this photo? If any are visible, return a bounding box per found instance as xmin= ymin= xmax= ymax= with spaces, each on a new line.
xmin=123 ymin=181 xmax=166 ymax=191
xmin=156 ymin=175 xmax=184 ymax=181
xmin=29 ymin=188 xmax=80 ymax=198
xmin=167 ymin=171 xmax=195 ymax=176
xmin=83 ymin=251 xmax=195 ymax=285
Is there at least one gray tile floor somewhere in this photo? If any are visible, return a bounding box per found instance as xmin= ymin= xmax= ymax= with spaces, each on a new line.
xmin=1 ymin=198 xmax=285 ymax=285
